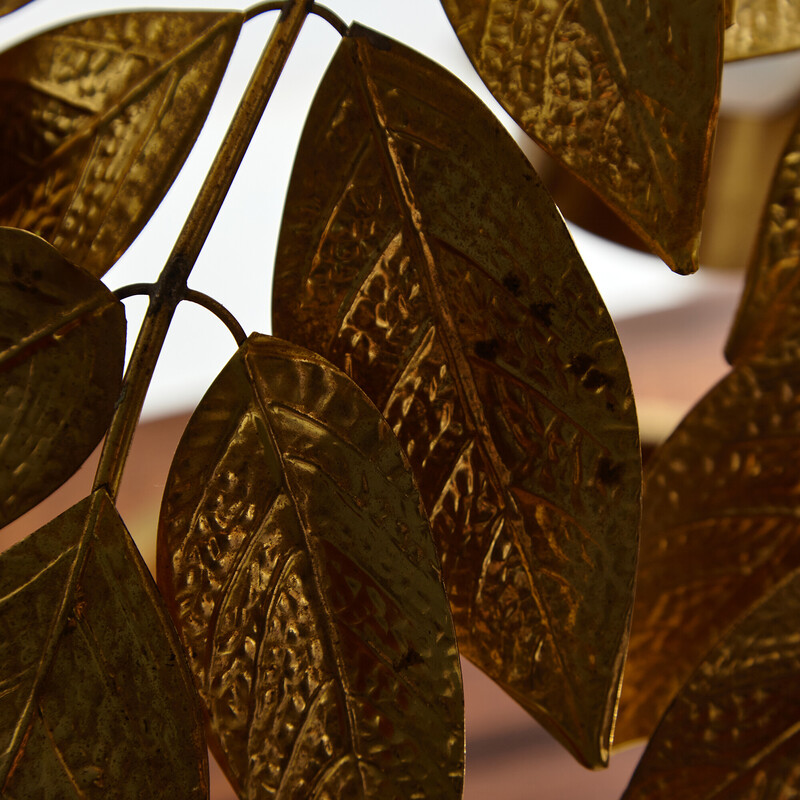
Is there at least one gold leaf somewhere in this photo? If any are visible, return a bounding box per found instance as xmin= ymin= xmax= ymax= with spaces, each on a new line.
xmin=0 ymin=10 xmax=242 ymax=277
xmin=0 ymin=488 xmax=209 ymax=796
xmin=0 ymin=227 xmax=125 ymax=529
xmin=616 ymin=361 xmax=800 ymax=744
xmin=157 ymin=335 xmax=464 ymax=798
xmin=272 ymin=27 xmax=641 ymax=767
xmin=439 ymin=0 xmax=724 ymax=274
xmin=724 ymin=0 xmax=800 ymax=60
xmin=725 ymin=114 xmax=800 ymax=365
xmin=621 ymin=568 xmax=800 ymax=799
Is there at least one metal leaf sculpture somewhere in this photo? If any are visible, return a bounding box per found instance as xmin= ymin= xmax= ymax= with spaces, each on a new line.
xmin=438 ymin=0 xmax=724 ymax=274
xmin=0 ymin=227 xmax=125 ymax=529
xmin=0 ymin=0 xmax=32 ymax=16
xmin=726 ymin=113 xmax=800 ymax=365
xmin=616 ymin=360 xmax=800 ymax=744
xmin=157 ymin=335 xmax=465 ymax=799
xmin=621 ymin=568 xmax=800 ymax=799
xmin=272 ymin=26 xmax=641 ymax=768
xmin=0 ymin=488 xmax=209 ymax=797
xmin=724 ymin=0 xmax=800 ymax=60
xmin=0 ymin=10 xmax=242 ymax=277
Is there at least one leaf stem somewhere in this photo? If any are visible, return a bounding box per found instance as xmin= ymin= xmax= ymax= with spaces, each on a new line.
xmin=92 ymin=0 xmax=311 ymax=502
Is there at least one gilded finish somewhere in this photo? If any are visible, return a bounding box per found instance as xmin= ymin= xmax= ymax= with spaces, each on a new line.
xmin=726 ymin=114 xmax=800 ymax=365
xmin=622 ymin=569 xmax=800 ymax=798
xmin=0 ymin=228 xmax=125 ymax=529
xmin=724 ymin=0 xmax=800 ymax=60
xmin=439 ymin=0 xmax=724 ymax=274
xmin=157 ymin=335 xmax=465 ymax=799
xmin=272 ymin=28 xmax=641 ymax=767
xmin=0 ymin=11 xmax=242 ymax=277
xmin=617 ymin=361 xmax=800 ymax=744
xmin=0 ymin=489 xmax=209 ymax=797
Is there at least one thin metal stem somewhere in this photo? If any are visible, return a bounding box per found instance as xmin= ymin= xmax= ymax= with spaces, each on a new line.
xmin=184 ymin=289 xmax=247 ymax=346
xmin=113 ymin=282 xmax=155 ymax=301
xmin=93 ymin=0 xmax=311 ymax=501
xmin=310 ymin=3 xmax=348 ymax=35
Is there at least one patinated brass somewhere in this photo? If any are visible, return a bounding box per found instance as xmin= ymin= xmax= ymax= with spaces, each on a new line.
xmin=438 ymin=0 xmax=724 ymax=274
xmin=157 ymin=335 xmax=464 ymax=798
xmin=0 ymin=489 xmax=209 ymax=797
xmin=726 ymin=112 xmax=800 ymax=364
xmin=617 ymin=361 xmax=800 ymax=745
xmin=272 ymin=27 xmax=641 ymax=768
xmin=622 ymin=568 xmax=800 ymax=798
xmin=725 ymin=0 xmax=800 ymax=60
xmin=0 ymin=227 xmax=125 ymax=529
xmin=0 ymin=11 xmax=242 ymax=277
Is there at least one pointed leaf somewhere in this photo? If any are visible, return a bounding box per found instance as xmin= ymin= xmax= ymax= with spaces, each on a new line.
xmin=439 ymin=0 xmax=723 ymax=274
xmin=622 ymin=568 xmax=800 ymax=799
xmin=272 ymin=28 xmax=641 ymax=767
xmin=725 ymin=0 xmax=800 ymax=60
xmin=0 ymin=488 xmax=208 ymax=796
xmin=157 ymin=335 xmax=465 ymax=799
xmin=0 ymin=10 xmax=242 ymax=277
xmin=726 ymin=115 xmax=800 ymax=365
xmin=0 ymin=227 xmax=125 ymax=529
xmin=616 ymin=361 xmax=800 ymax=744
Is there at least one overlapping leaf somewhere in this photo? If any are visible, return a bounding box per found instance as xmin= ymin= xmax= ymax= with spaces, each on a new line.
xmin=725 ymin=0 xmax=800 ymax=60
xmin=616 ymin=361 xmax=800 ymax=744
xmin=0 ymin=488 xmax=208 ymax=797
xmin=0 ymin=227 xmax=125 ymax=529
xmin=439 ymin=0 xmax=724 ymax=274
xmin=622 ymin=568 xmax=800 ymax=799
xmin=725 ymin=114 xmax=800 ymax=365
xmin=0 ymin=10 xmax=242 ymax=277
xmin=272 ymin=27 xmax=641 ymax=767
xmin=157 ymin=335 xmax=464 ymax=799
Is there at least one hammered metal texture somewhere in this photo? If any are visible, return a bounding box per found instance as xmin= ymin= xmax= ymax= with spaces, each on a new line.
xmin=0 ymin=11 xmax=241 ymax=277
xmin=0 ymin=227 xmax=125 ymax=529
xmin=616 ymin=361 xmax=800 ymax=745
xmin=724 ymin=0 xmax=800 ymax=60
xmin=0 ymin=489 xmax=209 ymax=797
xmin=272 ymin=28 xmax=641 ymax=768
xmin=726 ymin=115 xmax=800 ymax=365
xmin=622 ymin=568 xmax=800 ymax=799
xmin=439 ymin=0 xmax=723 ymax=274
xmin=158 ymin=335 xmax=465 ymax=800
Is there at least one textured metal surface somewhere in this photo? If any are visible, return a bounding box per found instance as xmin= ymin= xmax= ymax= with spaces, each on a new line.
xmin=0 ymin=227 xmax=125 ymax=529
xmin=0 ymin=11 xmax=241 ymax=277
xmin=617 ymin=361 xmax=800 ymax=745
xmin=158 ymin=335 xmax=464 ymax=799
xmin=272 ymin=28 xmax=641 ymax=768
xmin=622 ymin=568 xmax=800 ymax=799
xmin=439 ymin=0 xmax=723 ymax=274
xmin=724 ymin=0 xmax=800 ymax=60
xmin=726 ymin=113 xmax=800 ymax=365
xmin=0 ymin=489 xmax=209 ymax=797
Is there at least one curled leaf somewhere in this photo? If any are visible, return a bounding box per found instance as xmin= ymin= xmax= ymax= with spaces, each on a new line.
xmin=616 ymin=361 xmax=800 ymax=744
xmin=0 ymin=227 xmax=125 ymax=529
xmin=438 ymin=0 xmax=724 ymax=273
xmin=0 ymin=10 xmax=242 ymax=277
xmin=724 ymin=0 xmax=800 ymax=60
xmin=158 ymin=335 xmax=464 ymax=799
xmin=622 ymin=568 xmax=800 ymax=799
xmin=272 ymin=27 xmax=641 ymax=767
xmin=0 ymin=489 xmax=208 ymax=797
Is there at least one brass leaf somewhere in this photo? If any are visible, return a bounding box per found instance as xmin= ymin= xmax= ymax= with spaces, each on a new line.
xmin=438 ymin=0 xmax=723 ymax=274
xmin=724 ymin=0 xmax=800 ymax=60
xmin=725 ymin=114 xmax=800 ymax=365
xmin=157 ymin=335 xmax=465 ymax=798
xmin=0 ymin=227 xmax=125 ymax=529
xmin=621 ymin=568 xmax=800 ymax=799
xmin=0 ymin=10 xmax=242 ymax=277
xmin=272 ymin=27 xmax=641 ymax=767
xmin=616 ymin=361 xmax=800 ymax=744
xmin=0 ymin=488 xmax=209 ymax=796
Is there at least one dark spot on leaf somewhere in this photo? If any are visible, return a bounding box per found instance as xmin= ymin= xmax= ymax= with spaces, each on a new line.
xmin=474 ymin=338 xmax=499 ymax=360
xmin=394 ymin=647 xmax=424 ymax=672
xmin=596 ymin=457 xmax=623 ymax=487
xmin=567 ymin=353 xmax=593 ymax=377
xmin=583 ymin=367 xmax=614 ymax=391
xmin=503 ymin=273 xmax=522 ymax=296
xmin=530 ymin=301 xmax=555 ymax=326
